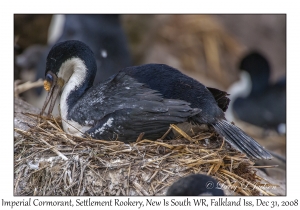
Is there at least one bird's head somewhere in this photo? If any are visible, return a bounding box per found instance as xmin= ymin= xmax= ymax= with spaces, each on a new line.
xmin=41 ymin=40 xmax=97 ymax=116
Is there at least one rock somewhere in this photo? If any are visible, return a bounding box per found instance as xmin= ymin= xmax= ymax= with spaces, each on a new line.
xmin=14 ymin=97 xmax=40 ymax=137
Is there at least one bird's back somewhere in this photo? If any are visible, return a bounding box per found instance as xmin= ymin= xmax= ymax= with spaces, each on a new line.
xmin=123 ymin=64 xmax=225 ymax=124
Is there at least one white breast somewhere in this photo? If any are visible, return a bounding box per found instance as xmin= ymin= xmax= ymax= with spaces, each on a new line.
xmin=62 ymin=119 xmax=91 ymax=137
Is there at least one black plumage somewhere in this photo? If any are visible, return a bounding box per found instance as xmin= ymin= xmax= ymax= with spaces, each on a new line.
xmin=71 ymin=71 xmax=201 ymax=141
xmin=166 ymin=174 xmax=225 ymax=196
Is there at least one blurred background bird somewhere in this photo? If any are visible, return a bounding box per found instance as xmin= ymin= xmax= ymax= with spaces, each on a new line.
xmin=226 ymin=51 xmax=286 ymax=135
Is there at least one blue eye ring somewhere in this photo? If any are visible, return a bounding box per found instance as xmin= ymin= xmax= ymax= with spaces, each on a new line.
xmin=46 ymin=73 xmax=53 ymax=82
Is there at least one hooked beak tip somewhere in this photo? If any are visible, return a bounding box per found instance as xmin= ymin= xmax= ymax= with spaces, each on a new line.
xmin=44 ymin=80 xmax=51 ymax=91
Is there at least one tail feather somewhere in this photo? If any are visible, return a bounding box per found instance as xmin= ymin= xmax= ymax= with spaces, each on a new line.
xmin=217 ymin=121 xmax=266 ymax=158
xmin=214 ymin=122 xmax=260 ymax=159
xmin=212 ymin=120 xmax=272 ymax=160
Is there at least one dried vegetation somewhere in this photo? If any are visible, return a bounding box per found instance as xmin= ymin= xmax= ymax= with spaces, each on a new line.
xmin=14 ymin=113 xmax=278 ymax=196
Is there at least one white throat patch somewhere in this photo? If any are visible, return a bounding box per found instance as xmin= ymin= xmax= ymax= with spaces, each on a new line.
xmin=58 ymin=57 xmax=91 ymax=136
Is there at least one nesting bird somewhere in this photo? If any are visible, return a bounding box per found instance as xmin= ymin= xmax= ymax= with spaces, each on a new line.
xmin=166 ymin=174 xmax=224 ymax=196
xmin=41 ymin=40 xmax=272 ymax=160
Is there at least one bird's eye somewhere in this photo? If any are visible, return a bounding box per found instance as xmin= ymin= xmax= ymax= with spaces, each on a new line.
xmin=46 ymin=73 xmax=53 ymax=82
xmin=44 ymin=73 xmax=53 ymax=91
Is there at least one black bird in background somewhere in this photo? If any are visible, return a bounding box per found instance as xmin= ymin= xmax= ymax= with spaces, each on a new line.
xmin=42 ymin=40 xmax=272 ymax=160
xmin=166 ymin=174 xmax=225 ymax=196
xmin=228 ymin=51 xmax=286 ymax=134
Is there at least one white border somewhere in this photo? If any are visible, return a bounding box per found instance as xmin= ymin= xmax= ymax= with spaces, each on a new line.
xmin=3 ymin=1 xmax=299 ymax=209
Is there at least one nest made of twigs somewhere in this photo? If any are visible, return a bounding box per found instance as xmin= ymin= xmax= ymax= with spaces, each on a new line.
xmin=14 ymin=113 xmax=278 ymax=196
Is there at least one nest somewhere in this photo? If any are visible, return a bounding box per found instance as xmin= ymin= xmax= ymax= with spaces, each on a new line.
xmin=14 ymin=113 xmax=278 ymax=196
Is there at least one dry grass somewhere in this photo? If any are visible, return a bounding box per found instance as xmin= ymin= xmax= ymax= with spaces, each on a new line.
xmin=122 ymin=15 xmax=244 ymax=89
xmin=14 ymin=113 xmax=278 ymax=196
